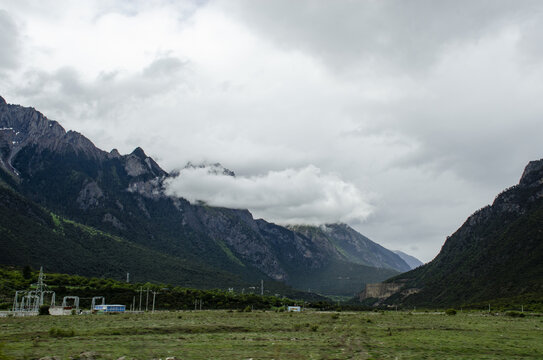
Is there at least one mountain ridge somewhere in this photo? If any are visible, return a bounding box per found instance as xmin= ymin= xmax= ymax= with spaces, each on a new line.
xmin=0 ymin=96 xmax=407 ymax=296
xmin=288 ymin=224 xmax=411 ymax=272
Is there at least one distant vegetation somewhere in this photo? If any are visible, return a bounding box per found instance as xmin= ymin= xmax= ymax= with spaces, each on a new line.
xmin=0 ymin=266 xmax=304 ymax=311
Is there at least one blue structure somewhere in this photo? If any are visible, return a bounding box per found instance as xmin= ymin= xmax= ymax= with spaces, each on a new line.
xmin=287 ymin=306 xmax=301 ymax=312
xmin=94 ymin=304 xmax=125 ymax=313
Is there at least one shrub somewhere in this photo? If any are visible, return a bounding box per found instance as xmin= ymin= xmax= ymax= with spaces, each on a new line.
xmin=243 ymin=305 xmax=252 ymax=312
xmin=506 ymin=311 xmax=525 ymax=318
xmin=310 ymin=324 xmax=319 ymax=332
xmin=39 ymin=305 xmax=50 ymax=315
xmin=331 ymin=313 xmax=340 ymax=320
xmin=22 ymin=265 xmax=33 ymax=280
xmin=445 ymin=309 xmax=457 ymax=316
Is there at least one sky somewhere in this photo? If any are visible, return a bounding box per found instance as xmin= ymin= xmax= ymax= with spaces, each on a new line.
xmin=1 ymin=0 xmax=543 ymax=262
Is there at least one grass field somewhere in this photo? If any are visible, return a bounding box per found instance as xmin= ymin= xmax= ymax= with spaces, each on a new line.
xmin=0 ymin=310 xmax=542 ymax=359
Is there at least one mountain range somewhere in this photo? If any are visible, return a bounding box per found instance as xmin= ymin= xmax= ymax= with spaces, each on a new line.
xmin=0 ymin=95 xmax=417 ymax=297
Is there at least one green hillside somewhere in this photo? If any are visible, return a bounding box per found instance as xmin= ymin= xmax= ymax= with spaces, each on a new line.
xmin=0 ymin=266 xmax=303 ymax=311
xmin=381 ymin=160 xmax=543 ymax=307
xmin=0 ymin=183 xmax=239 ymax=287
xmin=0 ymin=184 xmax=322 ymax=300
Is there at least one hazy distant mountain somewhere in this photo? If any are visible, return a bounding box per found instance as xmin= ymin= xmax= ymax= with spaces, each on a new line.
xmin=392 ymin=250 xmax=423 ymax=269
xmin=369 ymin=159 xmax=543 ymax=306
xmin=289 ymin=224 xmax=411 ymax=272
xmin=0 ymin=95 xmax=399 ymax=296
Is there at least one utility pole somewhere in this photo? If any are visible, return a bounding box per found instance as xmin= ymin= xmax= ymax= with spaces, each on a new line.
xmin=146 ymin=288 xmax=150 ymax=312
xmin=138 ymin=287 xmax=143 ymax=312
xmin=126 ymin=272 xmax=130 ymax=283
xmin=261 ymin=280 xmax=264 ymax=296
xmin=132 ymin=296 xmax=135 ymax=312
xmin=36 ymin=267 xmax=45 ymax=305
xmin=152 ymin=291 xmax=159 ymax=313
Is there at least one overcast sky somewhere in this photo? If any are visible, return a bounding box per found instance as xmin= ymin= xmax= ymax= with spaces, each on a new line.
xmin=1 ymin=0 xmax=542 ymax=262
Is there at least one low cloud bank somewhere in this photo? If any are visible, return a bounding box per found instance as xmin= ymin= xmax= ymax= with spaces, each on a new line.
xmin=164 ymin=164 xmax=372 ymax=225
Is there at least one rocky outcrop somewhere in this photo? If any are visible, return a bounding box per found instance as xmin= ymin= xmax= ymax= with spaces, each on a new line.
xmin=77 ymin=181 xmax=104 ymax=210
xmin=360 ymin=282 xmax=404 ymax=300
xmin=520 ymin=159 xmax=543 ymax=186
xmin=127 ymin=178 xmax=164 ymax=199
xmin=102 ymin=213 xmax=126 ymax=230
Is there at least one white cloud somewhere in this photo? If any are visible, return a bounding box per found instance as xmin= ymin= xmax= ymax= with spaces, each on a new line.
xmin=0 ymin=9 xmax=21 ymax=71
xmin=164 ymin=165 xmax=373 ymax=225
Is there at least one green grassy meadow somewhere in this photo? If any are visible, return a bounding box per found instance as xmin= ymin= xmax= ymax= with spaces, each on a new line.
xmin=0 ymin=310 xmax=542 ymax=359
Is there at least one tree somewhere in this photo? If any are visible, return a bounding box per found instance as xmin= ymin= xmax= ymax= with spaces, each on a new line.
xmin=22 ymin=265 xmax=32 ymax=280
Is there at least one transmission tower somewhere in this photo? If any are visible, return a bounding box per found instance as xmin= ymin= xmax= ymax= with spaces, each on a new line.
xmin=13 ymin=267 xmax=55 ymax=313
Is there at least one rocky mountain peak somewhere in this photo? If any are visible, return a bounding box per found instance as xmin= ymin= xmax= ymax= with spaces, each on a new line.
xmin=0 ymin=96 xmax=6 ymax=105
xmin=520 ymin=158 xmax=543 ymax=186
xmin=123 ymin=147 xmax=167 ymax=179
xmin=0 ymin=97 xmax=104 ymax=161
xmin=131 ymin=146 xmax=147 ymax=159
xmin=109 ymin=148 xmax=121 ymax=158
xmin=0 ymin=96 xmax=167 ymax=178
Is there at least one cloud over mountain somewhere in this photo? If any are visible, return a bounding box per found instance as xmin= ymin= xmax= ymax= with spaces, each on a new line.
xmin=165 ymin=165 xmax=373 ymax=225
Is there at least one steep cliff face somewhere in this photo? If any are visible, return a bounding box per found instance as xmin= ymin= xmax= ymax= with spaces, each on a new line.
xmin=1 ymin=97 xmax=398 ymax=295
xmin=359 ymin=282 xmax=405 ymax=300
xmin=378 ymin=159 xmax=543 ymax=306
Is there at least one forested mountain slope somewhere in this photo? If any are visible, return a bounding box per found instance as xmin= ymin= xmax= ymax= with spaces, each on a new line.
xmin=377 ymin=159 xmax=543 ymax=306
